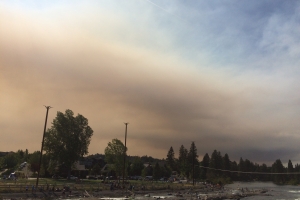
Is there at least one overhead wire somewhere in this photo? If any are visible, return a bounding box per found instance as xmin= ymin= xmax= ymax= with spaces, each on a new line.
xmin=143 ymin=0 xmax=171 ymax=14
xmin=200 ymin=166 xmax=300 ymax=175
xmin=142 ymin=0 xmax=188 ymax=23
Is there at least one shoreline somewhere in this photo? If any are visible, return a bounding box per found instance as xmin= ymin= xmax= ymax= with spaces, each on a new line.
xmin=0 ymin=187 xmax=269 ymax=200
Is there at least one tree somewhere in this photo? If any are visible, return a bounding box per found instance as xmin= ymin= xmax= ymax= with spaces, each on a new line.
xmin=129 ymin=157 xmax=144 ymax=176
xmin=271 ymin=159 xmax=285 ymax=183
xmin=187 ymin=142 xmax=198 ymax=179
xmin=207 ymin=150 xmax=222 ymax=180
xmin=142 ymin=164 xmax=153 ymax=177
xmin=178 ymin=145 xmax=188 ymax=177
xmin=104 ymin=138 xmax=127 ymax=176
xmin=243 ymin=159 xmax=255 ymax=180
xmin=200 ymin=153 xmax=210 ymax=179
xmin=25 ymin=149 xmax=29 ymax=162
xmin=166 ymin=146 xmax=175 ymax=171
xmin=44 ymin=109 xmax=93 ymax=178
xmin=222 ymin=154 xmax=231 ymax=178
xmin=295 ymin=163 xmax=300 ymax=182
xmin=90 ymin=163 xmax=102 ymax=175
xmin=17 ymin=150 xmax=25 ymax=161
xmin=28 ymin=151 xmax=40 ymax=173
xmin=287 ymin=160 xmax=294 ymax=180
xmin=238 ymin=157 xmax=245 ymax=180
xmin=153 ymin=162 xmax=161 ymax=180
xmin=223 ymin=154 xmax=230 ymax=170
xmin=161 ymin=164 xmax=172 ymax=178
xmin=2 ymin=153 xmax=19 ymax=169
xmin=230 ymin=161 xmax=239 ymax=180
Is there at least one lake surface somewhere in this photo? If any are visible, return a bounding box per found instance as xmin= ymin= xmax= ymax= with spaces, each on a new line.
xmin=226 ymin=182 xmax=300 ymax=200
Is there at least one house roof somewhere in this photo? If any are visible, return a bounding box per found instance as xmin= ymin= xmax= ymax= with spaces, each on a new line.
xmin=74 ymin=161 xmax=87 ymax=171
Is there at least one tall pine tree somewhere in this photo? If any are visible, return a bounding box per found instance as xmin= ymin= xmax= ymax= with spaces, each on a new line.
xmin=178 ymin=145 xmax=188 ymax=177
xmin=200 ymin=153 xmax=210 ymax=179
xmin=187 ymin=142 xmax=198 ymax=180
xmin=166 ymin=146 xmax=176 ymax=171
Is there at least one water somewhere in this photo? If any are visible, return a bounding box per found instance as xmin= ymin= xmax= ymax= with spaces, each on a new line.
xmin=54 ymin=182 xmax=300 ymax=200
xmin=226 ymin=182 xmax=300 ymax=200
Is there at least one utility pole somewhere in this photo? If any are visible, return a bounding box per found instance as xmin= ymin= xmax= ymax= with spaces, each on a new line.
xmin=192 ymin=142 xmax=195 ymax=186
xmin=122 ymin=123 xmax=129 ymax=187
xmin=36 ymin=106 xmax=51 ymax=187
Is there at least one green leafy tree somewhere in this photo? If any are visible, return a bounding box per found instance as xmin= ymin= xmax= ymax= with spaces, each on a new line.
xmin=41 ymin=153 xmax=51 ymax=177
xmin=0 ymin=157 xmax=4 ymax=169
xmin=47 ymin=159 xmax=58 ymax=175
xmin=2 ymin=153 xmax=19 ymax=169
xmin=28 ymin=151 xmax=40 ymax=173
xmin=44 ymin=109 xmax=93 ymax=178
xmin=17 ymin=150 xmax=25 ymax=161
xmin=142 ymin=165 xmax=153 ymax=177
xmin=104 ymin=138 xmax=127 ymax=176
xmin=129 ymin=157 xmax=144 ymax=176
xmin=90 ymin=163 xmax=102 ymax=175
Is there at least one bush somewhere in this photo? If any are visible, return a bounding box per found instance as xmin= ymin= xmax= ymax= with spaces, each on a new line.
xmin=208 ymin=177 xmax=232 ymax=185
xmin=2 ymin=168 xmax=16 ymax=176
xmin=287 ymin=179 xmax=299 ymax=185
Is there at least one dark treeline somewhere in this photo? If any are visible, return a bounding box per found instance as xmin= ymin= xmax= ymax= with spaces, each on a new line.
xmin=165 ymin=142 xmax=300 ymax=185
xmin=2 ymin=143 xmax=300 ymax=185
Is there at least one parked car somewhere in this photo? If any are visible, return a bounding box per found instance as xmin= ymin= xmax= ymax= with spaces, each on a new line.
xmin=8 ymin=172 xmax=17 ymax=180
xmin=52 ymin=175 xmax=63 ymax=179
xmin=129 ymin=176 xmax=139 ymax=180
xmin=105 ymin=176 xmax=117 ymax=180
xmin=87 ymin=176 xmax=97 ymax=180
xmin=159 ymin=177 xmax=168 ymax=181
xmin=97 ymin=175 xmax=104 ymax=180
xmin=19 ymin=162 xmax=27 ymax=169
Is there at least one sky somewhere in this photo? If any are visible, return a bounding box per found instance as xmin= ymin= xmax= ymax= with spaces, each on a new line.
xmin=1 ymin=0 xmax=300 ymax=166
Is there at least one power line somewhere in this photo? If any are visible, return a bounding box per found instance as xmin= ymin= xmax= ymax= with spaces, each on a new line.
xmin=143 ymin=0 xmax=171 ymax=14
xmin=142 ymin=0 xmax=187 ymax=23
xmin=200 ymin=166 xmax=300 ymax=175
